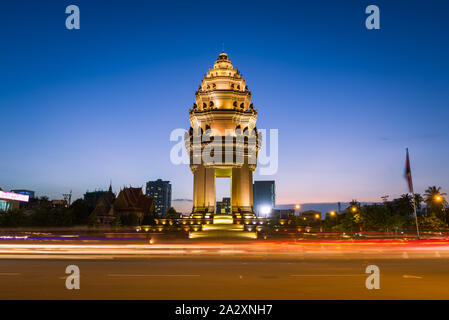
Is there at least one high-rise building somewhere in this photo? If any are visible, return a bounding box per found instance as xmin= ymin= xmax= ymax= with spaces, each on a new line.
xmin=253 ymin=180 xmax=275 ymax=215
xmin=146 ymin=179 xmax=172 ymax=215
xmin=216 ymin=197 xmax=231 ymax=214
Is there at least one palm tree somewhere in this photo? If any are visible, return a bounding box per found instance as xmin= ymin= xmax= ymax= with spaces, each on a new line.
xmin=349 ymin=199 xmax=360 ymax=209
xmin=424 ymin=186 xmax=447 ymax=207
xmin=424 ymin=186 xmax=447 ymax=222
xmin=413 ymin=193 xmax=424 ymax=211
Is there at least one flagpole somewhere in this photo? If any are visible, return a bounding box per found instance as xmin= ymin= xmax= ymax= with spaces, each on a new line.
xmin=411 ymin=190 xmax=420 ymax=239
xmin=406 ymin=148 xmax=420 ymax=239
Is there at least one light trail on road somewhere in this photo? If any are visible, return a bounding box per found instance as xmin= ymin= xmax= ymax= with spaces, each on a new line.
xmin=0 ymin=240 xmax=449 ymax=259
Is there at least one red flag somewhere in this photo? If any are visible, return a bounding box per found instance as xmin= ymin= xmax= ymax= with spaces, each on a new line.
xmin=405 ymin=148 xmax=414 ymax=193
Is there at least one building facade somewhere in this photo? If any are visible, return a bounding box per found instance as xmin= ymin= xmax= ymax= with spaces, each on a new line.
xmin=216 ymin=197 xmax=231 ymax=214
xmin=272 ymin=208 xmax=294 ymax=218
xmin=253 ymin=180 xmax=275 ymax=215
xmin=11 ymin=189 xmax=35 ymax=200
xmin=146 ymin=179 xmax=172 ymax=216
xmin=0 ymin=189 xmax=30 ymax=211
xmin=84 ymin=185 xmax=115 ymax=209
xmin=300 ymin=210 xmax=322 ymax=222
xmin=109 ymin=187 xmax=154 ymax=222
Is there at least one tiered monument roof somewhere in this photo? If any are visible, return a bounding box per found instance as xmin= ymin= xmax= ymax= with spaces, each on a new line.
xmin=191 ymin=52 xmax=256 ymax=113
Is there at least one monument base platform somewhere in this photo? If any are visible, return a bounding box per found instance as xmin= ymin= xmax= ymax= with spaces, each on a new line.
xmin=189 ymin=230 xmax=257 ymax=239
xmin=188 ymin=214 xmax=258 ymax=239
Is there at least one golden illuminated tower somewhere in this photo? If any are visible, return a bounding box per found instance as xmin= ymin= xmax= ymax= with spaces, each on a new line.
xmin=185 ymin=52 xmax=260 ymax=219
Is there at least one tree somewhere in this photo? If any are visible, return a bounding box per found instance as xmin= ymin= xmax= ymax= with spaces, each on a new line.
xmin=0 ymin=209 xmax=28 ymax=227
xmin=349 ymin=200 xmax=361 ymax=210
xmin=141 ymin=213 xmax=155 ymax=225
xmin=69 ymin=199 xmax=90 ymax=225
xmin=29 ymin=199 xmax=54 ymax=226
xmin=386 ymin=214 xmax=408 ymax=231
xmin=359 ymin=204 xmax=389 ymax=231
xmin=323 ymin=214 xmax=338 ymax=231
xmin=419 ymin=214 xmax=447 ymax=231
xmin=39 ymin=196 xmax=50 ymax=203
xmin=112 ymin=216 xmax=122 ymax=229
xmin=339 ymin=200 xmax=361 ymax=232
xmin=392 ymin=194 xmax=414 ymax=216
xmin=163 ymin=207 xmax=179 ymax=219
xmin=414 ymin=193 xmax=424 ymax=212
xmin=120 ymin=213 xmax=139 ymax=226
xmin=288 ymin=215 xmax=309 ymax=227
xmin=88 ymin=212 xmax=99 ymax=227
xmin=424 ymin=186 xmax=447 ymax=222
xmin=424 ymin=186 xmax=447 ymax=207
xmin=53 ymin=206 xmax=75 ymax=226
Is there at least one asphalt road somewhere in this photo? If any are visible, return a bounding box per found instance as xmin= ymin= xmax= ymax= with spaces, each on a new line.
xmin=0 ymin=239 xmax=449 ymax=299
xmin=1 ymin=258 xmax=448 ymax=299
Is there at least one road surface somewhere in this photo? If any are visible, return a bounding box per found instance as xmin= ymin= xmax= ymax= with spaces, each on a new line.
xmin=0 ymin=239 xmax=448 ymax=299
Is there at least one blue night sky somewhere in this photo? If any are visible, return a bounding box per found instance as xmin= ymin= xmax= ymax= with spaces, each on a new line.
xmin=1 ymin=0 xmax=448 ymax=211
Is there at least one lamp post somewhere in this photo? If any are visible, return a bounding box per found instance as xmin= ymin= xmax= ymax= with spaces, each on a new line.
xmin=434 ymin=195 xmax=446 ymax=223
xmin=329 ymin=210 xmax=337 ymax=228
xmin=295 ymin=204 xmax=301 ymax=217
xmin=350 ymin=206 xmax=359 ymax=233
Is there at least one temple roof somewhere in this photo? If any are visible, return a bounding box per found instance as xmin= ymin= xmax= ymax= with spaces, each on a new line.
xmin=112 ymin=187 xmax=154 ymax=214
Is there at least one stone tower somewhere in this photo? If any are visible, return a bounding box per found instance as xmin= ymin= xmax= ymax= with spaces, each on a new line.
xmin=185 ymin=52 xmax=260 ymax=218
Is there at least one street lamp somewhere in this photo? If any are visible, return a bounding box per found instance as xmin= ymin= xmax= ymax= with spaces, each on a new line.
xmin=260 ymin=205 xmax=271 ymax=216
xmin=350 ymin=206 xmax=361 ymax=233
xmin=435 ymin=195 xmax=442 ymax=202
xmin=329 ymin=210 xmax=338 ymax=228
xmin=295 ymin=204 xmax=301 ymax=210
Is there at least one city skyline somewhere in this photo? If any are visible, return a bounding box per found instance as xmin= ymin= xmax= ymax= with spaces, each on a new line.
xmin=1 ymin=1 xmax=449 ymax=206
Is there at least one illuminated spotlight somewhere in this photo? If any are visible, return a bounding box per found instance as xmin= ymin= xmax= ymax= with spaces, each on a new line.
xmin=260 ymin=206 xmax=272 ymax=216
xmin=351 ymin=206 xmax=357 ymax=212
xmin=295 ymin=204 xmax=301 ymax=210
xmin=330 ymin=211 xmax=336 ymax=216
xmin=435 ymin=195 xmax=442 ymax=202
xmin=315 ymin=213 xmax=320 ymax=219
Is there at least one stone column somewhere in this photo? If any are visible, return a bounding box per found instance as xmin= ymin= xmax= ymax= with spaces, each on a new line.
xmin=204 ymin=167 xmax=216 ymax=213
xmin=193 ymin=165 xmax=205 ymax=213
xmin=238 ymin=163 xmax=252 ymax=213
xmin=231 ymin=167 xmax=241 ymax=213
